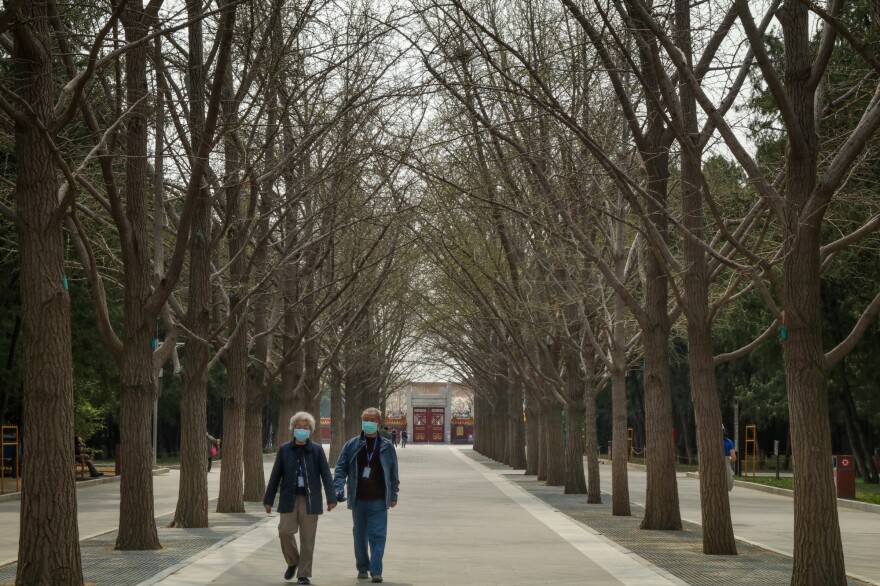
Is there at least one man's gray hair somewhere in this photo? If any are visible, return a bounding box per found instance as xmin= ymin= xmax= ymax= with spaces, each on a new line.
xmin=361 ymin=407 xmax=382 ymax=419
xmin=290 ymin=411 xmax=316 ymax=431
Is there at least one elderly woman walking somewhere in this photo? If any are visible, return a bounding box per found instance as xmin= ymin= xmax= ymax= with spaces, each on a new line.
xmin=264 ymin=412 xmax=337 ymax=584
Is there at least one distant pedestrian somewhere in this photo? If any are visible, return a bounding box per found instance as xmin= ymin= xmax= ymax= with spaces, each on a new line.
xmin=723 ymin=425 xmax=736 ymax=491
xmin=207 ymin=433 xmax=220 ymax=473
xmin=390 ymin=428 xmax=398 ymax=447
xmin=74 ymin=435 xmax=103 ymax=478
xmin=400 ymin=430 xmax=408 ymax=448
xmin=264 ymin=412 xmax=337 ymax=584
xmin=334 ymin=407 xmax=400 ymax=583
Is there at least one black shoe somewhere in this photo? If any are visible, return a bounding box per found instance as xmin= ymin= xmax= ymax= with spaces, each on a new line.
xmin=371 ymin=575 xmax=383 ymax=583
xmin=297 ymin=578 xmax=310 ymax=585
xmin=357 ymin=571 xmax=369 ymax=579
xmin=284 ymin=565 xmax=297 ymax=580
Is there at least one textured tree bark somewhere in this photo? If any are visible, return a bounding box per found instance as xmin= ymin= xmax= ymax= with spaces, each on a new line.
xmin=640 ymin=324 xmax=681 ymax=530
xmin=507 ymin=381 xmax=526 ymax=469
xmin=564 ymin=406 xmax=588 ymax=495
xmin=243 ymin=206 xmax=272 ymax=502
xmin=276 ymin=257 xmax=301 ymax=449
xmin=243 ymin=400 xmax=266 ymax=501
xmin=109 ymin=0 xmax=162 ymax=550
xmin=610 ymin=363 xmax=631 ymax=515
xmin=583 ymin=395 xmax=602 ymax=503
xmin=217 ymin=25 xmax=245 ymax=512
xmin=13 ymin=3 xmax=83 ymax=582
xmin=675 ymin=0 xmax=736 ymax=553
xmin=329 ymin=365 xmax=345 ymax=465
xmin=639 ymin=158 xmax=681 ymax=529
xmin=172 ymin=0 xmax=211 ymax=528
xmin=610 ymin=190 xmax=631 ymax=516
xmin=494 ymin=371 xmax=510 ymax=464
xmin=525 ymin=404 xmax=540 ymax=475
xmin=784 ymin=229 xmax=843 ymax=585
xmin=536 ymin=409 xmax=548 ymax=481
xmin=543 ymin=410 xmax=566 ymax=486
xmin=779 ymin=3 xmax=845 ymax=582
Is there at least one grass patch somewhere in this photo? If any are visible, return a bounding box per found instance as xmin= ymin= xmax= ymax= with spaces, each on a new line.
xmin=738 ymin=475 xmax=880 ymax=505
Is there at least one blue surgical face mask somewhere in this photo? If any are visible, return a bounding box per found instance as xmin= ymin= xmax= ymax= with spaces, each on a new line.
xmin=293 ymin=428 xmax=311 ymax=442
xmin=362 ymin=421 xmax=379 ymax=434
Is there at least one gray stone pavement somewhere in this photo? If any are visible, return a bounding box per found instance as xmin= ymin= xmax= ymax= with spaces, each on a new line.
xmin=599 ymin=461 xmax=880 ymax=584
xmin=1 ymin=447 xmax=878 ymax=585
xmin=0 ymin=460 xmax=260 ymax=567
xmin=152 ymin=445 xmax=679 ymax=586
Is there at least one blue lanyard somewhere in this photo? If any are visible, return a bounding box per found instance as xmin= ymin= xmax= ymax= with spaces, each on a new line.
xmin=365 ymin=437 xmax=379 ymax=467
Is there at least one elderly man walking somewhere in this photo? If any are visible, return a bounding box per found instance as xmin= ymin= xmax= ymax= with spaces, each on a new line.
xmin=334 ymin=407 xmax=400 ymax=583
xmin=264 ymin=412 xmax=337 ymax=584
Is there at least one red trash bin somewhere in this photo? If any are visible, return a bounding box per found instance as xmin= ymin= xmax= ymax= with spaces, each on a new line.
xmin=833 ymin=455 xmax=856 ymax=499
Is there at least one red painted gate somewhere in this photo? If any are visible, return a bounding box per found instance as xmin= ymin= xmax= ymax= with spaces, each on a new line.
xmin=413 ymin=407 xmax=445 ymax=443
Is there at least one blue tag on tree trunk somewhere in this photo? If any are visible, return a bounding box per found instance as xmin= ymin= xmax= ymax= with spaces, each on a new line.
xmin=779 ymin=326 xmax=788 ymax=342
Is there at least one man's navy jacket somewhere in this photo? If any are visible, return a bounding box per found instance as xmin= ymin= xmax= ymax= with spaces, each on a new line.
xmin=264 ymin=439 xmax=337 ymax=514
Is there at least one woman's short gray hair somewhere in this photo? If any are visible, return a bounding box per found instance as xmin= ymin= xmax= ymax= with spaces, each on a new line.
xmin=289 ymin=411 xmax=316 ymax=431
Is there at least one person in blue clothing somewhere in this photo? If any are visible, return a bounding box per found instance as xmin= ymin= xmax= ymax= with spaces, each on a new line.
xmin=723 ymin=425 xmax=737 ymax=491
xmin=334 ymin=407 xmax=399 ymax=584
xmin=264 ymin=412 xmax=337 ymax=584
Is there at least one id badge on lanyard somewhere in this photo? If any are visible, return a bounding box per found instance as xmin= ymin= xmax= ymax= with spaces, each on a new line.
xmin=363 ymin=439 xmax=379 ymax=478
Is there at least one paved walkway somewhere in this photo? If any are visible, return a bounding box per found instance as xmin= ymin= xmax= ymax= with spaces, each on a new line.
xmin=154 ymin=445 xmax=677 ymax=586
xmin=599 ymin=461 xmax=879 ymax=584
xmin=1 ymin=446 xmax=878 ymax=585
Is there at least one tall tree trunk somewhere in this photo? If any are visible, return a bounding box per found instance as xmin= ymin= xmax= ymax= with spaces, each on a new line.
xmin=679 ymin=409 xmax=695 ymax=465
xmin=244 ymin=84 xmax=278 ymax=500
xmin=507 ymin=380 xmax=526 ymax=469
xmin=329 ymin=365 xmax=345 ymax=465
xmin=243 ymin=203 xmax=270 ymax=502
xmin=115 ymin=1 xmax=161 ymax=551
xmin=676 ymin=0 xmax=735 ymax=553
xmin=778 ymin=2 xmax=844 ymax=582
xmin=525 ymin=404 xmax=540 ymax=475
xmin=13 ymin=3 xmax=83 ymax=582
xmin=542 ymin=410 xmax=566 ymax=486
xmin=536 ymin=408 xmax=548 ymax=481
xmin=564 ymin=405 xmax=588 ymax=495
xmin=584 ymin=393 xmax=602 ymax=503
xmin=243 ymin=393 xmax=266 ymax=501
xmin=172 ymin=0 xmax=210 ymax=528
xmin=610 ymin=358 xmax=631 ymax=515
xmin=610 ymin=190 xmax=631 ymax=516
xmin=217 ymin=24 xmax=245 ymax=512
xmin=784 ymin=227 xmax=843 ymax=584
xmin=639 ymin=169 xmax=681 ymax=530
xmin=640 ymin=324 xmax=681 ymax=530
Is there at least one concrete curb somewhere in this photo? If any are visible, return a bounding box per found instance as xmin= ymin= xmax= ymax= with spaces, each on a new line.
xmin=0 ymin=467 xmax=170 ymax=504
xmin=683 ymin=471 xmax=880 ymax=514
